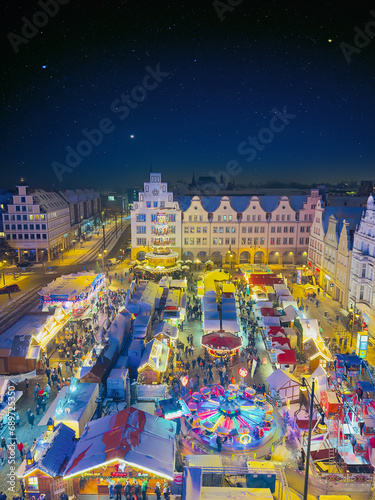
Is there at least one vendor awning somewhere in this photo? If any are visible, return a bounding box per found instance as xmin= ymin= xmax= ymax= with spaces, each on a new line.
xmin=63 ymin=407 xmax=176 ymax=480
xmin=277 ymin=350 xmax=297 ymax=365
xmin=202 ymin=332 xmax=242 ymax=351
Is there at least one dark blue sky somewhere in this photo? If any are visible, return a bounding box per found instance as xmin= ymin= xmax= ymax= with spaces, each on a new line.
xmin=1 ymin=1 xmax=375 ymax=191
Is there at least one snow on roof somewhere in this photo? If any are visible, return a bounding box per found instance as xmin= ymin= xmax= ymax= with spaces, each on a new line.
xmin=64 ymin=407 xmax=176 ymax=480
xmin=39 ymin=272 xmax=102 ymax=298
xmin=266 ymin=368 xmax=301 ymax=390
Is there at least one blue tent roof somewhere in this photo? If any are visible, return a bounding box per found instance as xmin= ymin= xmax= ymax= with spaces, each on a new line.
xmin=357 ymin=380 xmax=375 ymax=392
xmin=335 ymin=353 xmax=362 ymax=365
xmin=40 ymin=423 xmax=76 ymax=476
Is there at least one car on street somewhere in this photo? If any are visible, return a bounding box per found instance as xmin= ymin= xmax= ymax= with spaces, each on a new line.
xmin=0 ymin=284 xmax=20 ymax=294
xmin=16 ymin=261 xmax=33 ymax=268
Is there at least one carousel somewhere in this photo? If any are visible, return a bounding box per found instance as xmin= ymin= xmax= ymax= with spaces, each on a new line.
xmin=184 ymin=384 xmax=276 ymax=451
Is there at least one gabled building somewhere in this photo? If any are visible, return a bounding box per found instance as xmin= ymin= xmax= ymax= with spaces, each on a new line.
xmin=131 ymin=173 xmax=182 ymax=260
xmin=349 ymin=195 xmax=375 ymax=336
xmin=2 ymin=185 xmax=70 ymax=261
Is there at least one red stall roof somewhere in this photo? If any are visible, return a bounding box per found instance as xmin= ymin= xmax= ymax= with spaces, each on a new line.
xmin=271 ymin=337 xmax=291 ymax=348
xmin=249 ymin=274 xmax=284 ymax=286
xmin=260 ymin=307 xmax=276 ymax=317
xmin=202 ymin=332 xmax=242 ymax=351
xmin=277 ymin=350 xmax=297 ymax=365
xmin=267 ymin=326 xmax=286 ymax=335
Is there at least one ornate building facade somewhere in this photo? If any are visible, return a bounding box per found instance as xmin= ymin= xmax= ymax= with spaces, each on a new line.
xmin=348 ymin=195 xmax=375 ymax=335
xmin=131 ymin=173 xmax=320 ymax=265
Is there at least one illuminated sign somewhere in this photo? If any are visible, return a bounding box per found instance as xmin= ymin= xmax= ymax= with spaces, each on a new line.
xmin=238 ymin=366 xmax=249 ymax=378
xmin=296 ymin=269 xmax=302 ymax=285
xmin=356 ymin=331 xmax=369 ymax=359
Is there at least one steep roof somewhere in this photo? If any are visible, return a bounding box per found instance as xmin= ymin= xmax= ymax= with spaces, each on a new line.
xmin=266 ymin=368 xmax=300 ymax=389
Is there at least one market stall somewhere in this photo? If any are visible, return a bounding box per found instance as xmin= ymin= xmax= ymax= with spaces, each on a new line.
xmin=38 ymin=272 xmax=105 ymax=316
xmin=63 ymin=407 xmax=176 ymax=495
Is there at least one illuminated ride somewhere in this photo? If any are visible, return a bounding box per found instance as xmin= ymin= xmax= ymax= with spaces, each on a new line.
xmin=184 ymin=384 xmax=275 ymax=451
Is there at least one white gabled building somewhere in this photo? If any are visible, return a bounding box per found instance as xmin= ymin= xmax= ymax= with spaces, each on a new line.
xmin=349 ymin=195 xmax=375 ymax=336
xmin=130 ymin=173 xmax=182 ymax=260
xmin=2 ymin=185 xmax=71 ymax=262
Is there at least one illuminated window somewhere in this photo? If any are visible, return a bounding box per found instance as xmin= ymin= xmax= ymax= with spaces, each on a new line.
xmin=28 ymin=477 xmax=38 ymax=490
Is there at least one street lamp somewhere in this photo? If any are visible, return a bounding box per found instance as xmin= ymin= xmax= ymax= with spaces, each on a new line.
xmin=98 ymin=249 xmax=107 ymax=272
xmin=301 ymin=377 xmax=315 ymax=500
xmin=1 ymin=260 xmax=7 ymax=286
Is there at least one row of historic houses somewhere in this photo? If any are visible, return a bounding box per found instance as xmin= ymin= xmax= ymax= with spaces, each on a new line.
xmin=131 ymin=173 xmax=319 ymax=266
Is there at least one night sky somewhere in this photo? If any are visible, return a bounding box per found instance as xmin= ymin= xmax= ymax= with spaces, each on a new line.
xmin=1 ymin=1 xmax=375 ymax=191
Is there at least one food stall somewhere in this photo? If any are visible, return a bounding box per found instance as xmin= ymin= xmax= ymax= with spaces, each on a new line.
xmin=63 ymin=407 xmax=176 ymax=496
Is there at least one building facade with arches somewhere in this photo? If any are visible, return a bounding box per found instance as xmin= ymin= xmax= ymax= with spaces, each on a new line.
xmin=177 ymin=191 xmax=319 ymax=265
xmin=131 ymin=174 xmax=322 ymax=265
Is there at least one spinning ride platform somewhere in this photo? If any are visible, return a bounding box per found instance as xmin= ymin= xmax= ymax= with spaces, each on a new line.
xmin=184 ymin=384 xmax=276 ymax=452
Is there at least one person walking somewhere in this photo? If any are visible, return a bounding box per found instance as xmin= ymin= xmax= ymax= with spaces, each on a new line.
xmin=162 ymin=482 xmax=170 ymax=500
xmin=141 ymin=479 xmax=148 ymax=500
xmin=154 ymin=482 xmax=161 ymax=500
xmin=28 ymin=412 xmax=35 ymax=429
xmin=0 ymin=447 xmax=5 ymax=465
xmin=17 ymin=442 xmax=24 ymax=458
xmin=133 ymin=480 xmax=141 ymax=499
xmin=114 ymin=481 xmax=122 ymax=500
xmin=108 ymin=478 xmax=115 ymax=499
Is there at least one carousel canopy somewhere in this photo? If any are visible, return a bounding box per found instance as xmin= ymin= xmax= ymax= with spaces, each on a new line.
xmin=64 ymin=407 xmax=176 ymax=480
xmin=202 ymin=331 xmax=242 ymax=351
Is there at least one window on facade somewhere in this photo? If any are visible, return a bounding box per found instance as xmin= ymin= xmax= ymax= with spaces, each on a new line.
xmin=270 ymin=238 xmax=275 ymax=245
xmin=283 ymin=227 xmax=288 ymax=233
xmin=282 ymin=215 xmax=285 ymax=221
xmin=252 ymin=215 xmax=256 ymax=221
xmin=277 ymin=226 xmax=281 ymax=233
xmin=229 ymin=215 xmax=232 ymax=221
xmin=146 ymin=202 xmax=151 ymax=208
xmin=189 ymin=215 xmax=192 ymax=221
xmin=225 ymin=238 xmax=230 ymax=245
xmin=15 ymin=206 xmax=20 ymax=212
xmin=17 ymin=215 xmax=21 ymax=221
xmin=231 ymin=237 xmax=236 ymax=245
xmin=289 ymin=226 xmax=294 ymax=233
xmin=30 ymin=234 xmax=35 ymax=239
xmin=184 ymin=238 xmax=189 ymax=245
xmin=305 ymin=237 xmax=309 ymax=245
xmin=202 ymin=237 xmax=207 ymax=245
xmin=283 ymin=238 xmax=287 ymax=245
xmin=28 ymin=477 xmax=39 ymax=490
xmin=18 ymin=234 xmax=22 ymax=239
xmin=17 ymin=224 xmax=21 ymax=230
xmin=184 ymin=227 xmax=189 ymax=233
xmin=359 ymin=285 xmax=364 ymax=301
xmin=219 ymin=227 xmax=224 ymax=233
xmin=276 ymin=238 xmax=281 ymax=245
xmin=362 ymin=264 xmax=366 ymax=278
xmin=223 ymin=215 xmax=226 ymax=221
xmin=248 ymin=227 xmax=252 ymax=233
xmin=203 ymin=227 xmax=207 ymax=233
xmin=194 ymin=215 xmax=197 ymax=221
xmin=12 ymin=234 xmax=16 ymax=239
xmin=213 ymin=238 xmax=217 ymax=245
xmin=242 ymin=227 xmax=246 ymax=233
xmin=248 ymin=238 xmax=252 ymax=245
xmin=170 ymin=226 xmax=176 ymax=233
xmin=196 ymin=227 xmax=201 ymax=233
xmin=271 ymin=226 xmax=275 ymax=233
xmin=196 ymin=237 xmax=201 ymax=245
xmin=289 ymin=238 xmax=293 ymax=245
xmin=23 ymin=215 xmax=27 ymax=221
xmin=247 ymin=215 xmax=250 ymax=221
xmin=136 ymin=226 xmax=146 ymax=234
xmin=300 ymin=237 xmax=304 ymax=244
xmin=225 ymin=227 xmax=230 ymax=233
xmin=23 ymin=224 xmax=27 ymax=230
xmin=231 ymin=227 xmax=236 ymax=233
xmin=219 ymin=238 xmax=223 ymax=245
xmin=254 ymin=237 xmax=258 ymax=245
xmin=160 ymin=201 xmax=165 ymax=208
xmin=254 ymin=227 xmax=259 ymax=233
xmin=136 ymin=214 xmax=146 ymax=222
xmin=42 ymin=234 xmax=47 ymax=239
xmin=241 ymin=238 xmax=246 ymax=245
xmin=260 ymin=237 xmax=264 ymax=245
xmin=190 ymin=238 xmax=194 ymax=245
xmin=213 ymin=227 xmax=218 ymax=233
xmin=260 ymin=226 xmax=265 ymax=233
xmin=190 ymin=227 xmax=195 ymax=233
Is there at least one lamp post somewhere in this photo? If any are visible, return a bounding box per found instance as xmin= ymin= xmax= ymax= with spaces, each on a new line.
xmin=302 ymin=378 xmax=315 ymax=500
xmin=98 ymin=249 xmax=107 ymax=273
xmin=1 ymin=260 xmax=7 ymax=285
